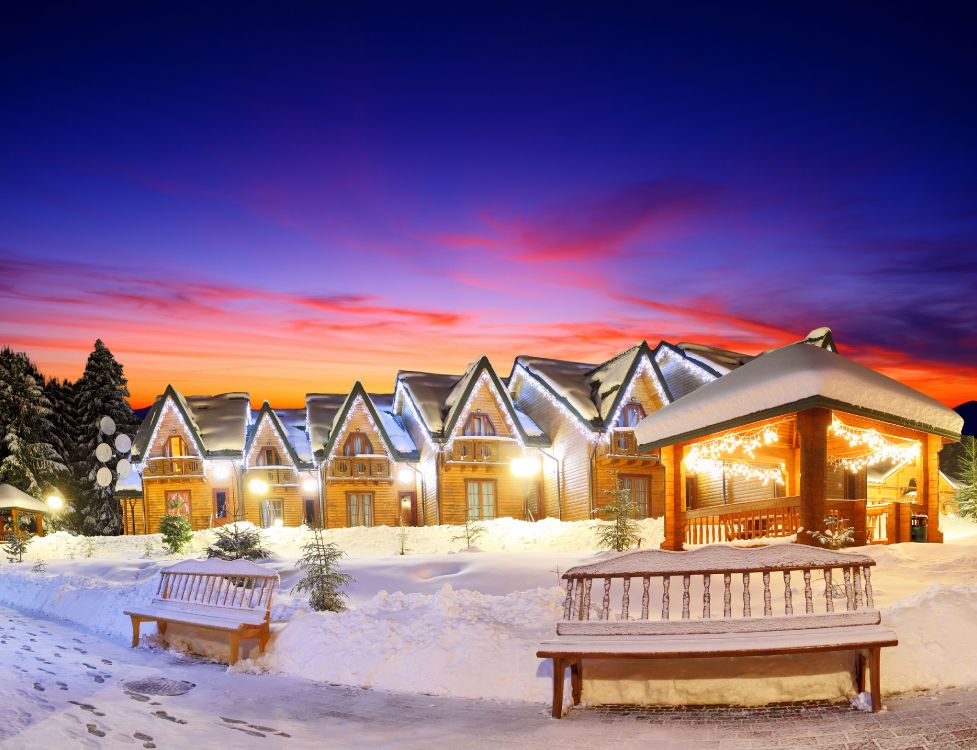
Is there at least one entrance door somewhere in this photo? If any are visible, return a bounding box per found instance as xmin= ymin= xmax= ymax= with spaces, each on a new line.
xmin=399 ymin=492 xmax=417 ymax=526
xmin=212 ymin=489 xmax=232 ymax=526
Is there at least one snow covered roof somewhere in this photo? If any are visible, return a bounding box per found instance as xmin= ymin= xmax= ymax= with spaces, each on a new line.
xmin=132 ymin=386 xmax=250 ymax=459
xmin=308 ymin=383 xmax=419 ymax=461
xmin=512 ymin=342 xmax=676 ymax=430
xmin=398 ymin=357 xmax=549 ymax=445
xmin=245 ymin=403 xmax=314 ymax=469
xmin=636 ymin=343 xmax=964 ymax=449
xmin=0 ymin=484 xmax=50 ymax=513
xmin=674 ymin=342 xmax=754 ymax=375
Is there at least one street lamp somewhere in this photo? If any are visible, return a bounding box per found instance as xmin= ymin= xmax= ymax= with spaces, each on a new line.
xmin=248 ymin=478 xmax=268 ymax=495
xmin=46 ymin=494 xmax=64 ymax=512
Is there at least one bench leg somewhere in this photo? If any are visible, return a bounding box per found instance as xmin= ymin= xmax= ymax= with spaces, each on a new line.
xmin=258 ymin=625 xmax=270 ymax=654
xmin=130 ymin=616 xmax=140 ymax=648
xmin=551 ymin=658 xmax=565 ymax=719
xmin=158 ymin=621 xmax=168 ymax=637
xmin=870 ymin=647 xmax=882 ymax=713
xmin=570 ymin=660 xmax=582 ymax=705
xmin=856 ymin=650 xmax=867 ymax=694
xmin=229 ymin=634 xmax=240 ymax=667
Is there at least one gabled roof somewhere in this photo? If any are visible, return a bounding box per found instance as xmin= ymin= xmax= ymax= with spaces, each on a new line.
xmin=652 ymin=341 xmax=721 ymax=400
xmin=0 ymin=483 xmax=50 ymax=513
xmin=636 ymin=343 xmax=964 ymax=450
xmin=512 ymin=342 xmax=673 ymax=431
xmin=309 ymin=382 xmax=419 ymax=461
xmin=245 ymin=402 xmax=313 ymax=470
xmin=398 ymin=356 xmax=550 ymax=446
xmin=132 ymin=385 xmax=250 ymax=460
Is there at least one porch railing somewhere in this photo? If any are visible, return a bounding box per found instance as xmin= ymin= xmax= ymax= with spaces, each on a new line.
xmin=143 ymin=457 xmax=203 ymax=476
xmin=684 ymin=496 xmax=802 ymax=545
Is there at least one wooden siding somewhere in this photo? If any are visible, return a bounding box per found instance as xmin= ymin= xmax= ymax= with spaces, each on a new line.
xmin=142 ymin=462 xmax=242 ymax=533
xmin=656 ymin=349 xmax=709 ymax=400
xmin=396 ymin=395 xmax=441 ymax=525
xmin=331 ymin=400 xmax=390 ymax=459
xmin=438 ymin=462 xmax=534 ymax=523
xmin=323 ymin=480 xmax=401 ymax=528
xmin=459 ymin=379 xmax=513 ymax=438
xmin=146 ymin=399 xmax=200 ymax=459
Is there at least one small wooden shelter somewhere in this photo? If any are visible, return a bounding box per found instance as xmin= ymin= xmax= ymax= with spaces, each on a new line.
xmin=0 ymin=483 xmax=49 ymax=539
xmin=635 ymin=344 xmax=964 ymax=550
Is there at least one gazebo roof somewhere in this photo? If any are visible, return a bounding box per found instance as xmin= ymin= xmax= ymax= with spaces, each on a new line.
xmin=0 ymin=484 xmax=50 ymax=514
xmin=636 ymin=343 xmax=964 ymax=449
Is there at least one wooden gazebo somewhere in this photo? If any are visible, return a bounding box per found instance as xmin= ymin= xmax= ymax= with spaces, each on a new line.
xmin=636 ymin=344 xmax=963 ymax=550
xmin=0 ymin=483 xmax=50 ymax=540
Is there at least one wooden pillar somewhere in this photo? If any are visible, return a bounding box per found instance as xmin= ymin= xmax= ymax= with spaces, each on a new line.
xmin=851 ymin=501 xmax=867 ymax=547
xmin=796 ymin=408 xmax=831 ymax=546
xmin=898 ymin=501 xmax=911 ymax=543
xmin=10 ymin=508 xmax=18 ymax=536
xmin=921 ymin=434 xmax=943 ymax=543
xmin=36 ymin=513 xmax=43 ymax=537
xmin=660 ymin=443 xmax=685 ymax=551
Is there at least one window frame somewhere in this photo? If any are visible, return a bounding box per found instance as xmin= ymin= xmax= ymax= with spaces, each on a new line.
xmin=212 ymin=488 xmax=229 ymax=520
xmin=619 ymin=403 xmax=646 ymax=429
xmin=260 ymin=446 xmax=281 ymax=466
xmin=618 ymin=474 xmax=651 ymax=519
xmin=342 ymin=432 xmax=374 ymax=457
xmin=346 ymin=491 xmax=374 ymax=527
xmin=165 ymin=435 xmax=189 ymax=458
xmin=465 ymin=478 xmax=498 ymax=521
xmin=165 ymin=489 xmax=191 ymax=516
xmin=463 ymin=412 xmax=496 ymax=437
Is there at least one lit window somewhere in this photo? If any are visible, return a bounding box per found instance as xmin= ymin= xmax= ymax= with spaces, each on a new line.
xmin=165 ymin=435 xmax=188 ymax=457
xmin=464 ymin=413 xmax=495 ymax=436
xmin=261 ymin=447 xmax=280 ymax=466
xmin=620 ymin=403 xmax=646 ymax=428
xmin=343 ymin=432 xmax=373 ymax=456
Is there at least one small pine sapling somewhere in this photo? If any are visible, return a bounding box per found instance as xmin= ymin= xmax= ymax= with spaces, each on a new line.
xmin=954 ymin=436 xmax=977 ymax=519
xmin=593 ymin=485 xmax=642 ymax=552
xmin=3 ymin=531 xmax=30 ymax=562
xmin=452 ymin=516 xmax=486 ymax=550
xmin=294 ymin=526 xmax=353 ymax=612
xmin=84 ymin=537 xmax=95 ymax=558
xmin=159 ymin=513 xmax=193 ymax=555
xmin=807 ymin=516 xmax=855 ymax=550
xmin=143 ymin=538 xmax=155 ymax=558
xmin=397 ymin=523 xmax=410 ymax=556
xmin=206 ymin=523 xmax=270 ymax=561
xmin=32 ymin=558 xmax=47 ymax=574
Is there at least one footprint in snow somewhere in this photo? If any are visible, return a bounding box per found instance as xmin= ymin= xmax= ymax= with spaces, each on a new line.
xmin=32 ymin=683 xmax=44 ymax=692
xmin=56 ymin=681 xmax=68 ymax=691
xmin=69 ymin=701 xmax=106 ymax=717
xmin=101 ymin=659 xmax=113 ymax=665
xmin=86 ymin=724 xmax=106 ymax=738
xmin=134 ymin=731 xmax=156 ymax=749
xmin=127 ymin=693 xmax=151 ymax=703
xmin=153 ymin=710 xmax=187 ymax=725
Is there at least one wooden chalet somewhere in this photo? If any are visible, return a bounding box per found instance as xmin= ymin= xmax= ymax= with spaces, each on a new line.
xmin=130 ymin=386 xmax=250 ymax=533
xmin=394 ymin=357 xmax=552 ymax=524
xmin=634 ymin=343 xmax=964 ymax=550
xmin=508 ymin=341 xmax=724 ymax=521
xmin=307 ymin=382 xmax=419 ymax=528
xmin=0 ymin=483 xmax=50 ymax=540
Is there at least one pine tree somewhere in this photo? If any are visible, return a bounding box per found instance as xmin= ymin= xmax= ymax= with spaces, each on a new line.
xmin=806 ymin=516 xmax=855 ymax=549
xmin=451 ymin=516 xmax=486 ymax=549
xmin=593 ymin=484 xmax=642 ymax=552
xmin=44 ymin=377 xmax=82 ymax=532
xmin=206 ymin=523 xmax=270 ymax=560
xmin=294 ymin=527 xmax=353 ymax=612
xmin=954 ymin=436 xmax=977 ymax=519
xmin=73 ymin=340 xmax=138 ymax=536
xmin=0 ymin=348 xmax=67 ymax=498
xmin=3 ymin=531 xmax=30 ymax=563
xmin=159 ymin=512 xmax=193 ymax=554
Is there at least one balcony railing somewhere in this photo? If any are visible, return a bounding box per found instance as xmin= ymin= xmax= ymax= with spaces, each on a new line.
xmin=144 ymin=457 xmax=204 ymax=477
xmin=684 ymin=496 xmax=801 ymax=545
xmin=330 ymin=457 xmax=390 ymax=479
xmin=607 ymin=430 xmax=641 ymax=456
xmin=447 ymin=439 xmax=517 ymax=463
xmin=246 ymin=467 xmax=296 ymax=486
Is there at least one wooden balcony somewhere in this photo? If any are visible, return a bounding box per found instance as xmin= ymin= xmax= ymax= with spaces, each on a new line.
xmin=446 ymin=439 xmax=517 ymax=464
xmin=143 ymin=457 xmax=204 ymax=477
xmin=329 ymin=457 xmax=390 ymax=480
xmin=685 ymin=496 xmax=801 ymax=545
xmin=246 ymin=467 xmax=296 ymax=486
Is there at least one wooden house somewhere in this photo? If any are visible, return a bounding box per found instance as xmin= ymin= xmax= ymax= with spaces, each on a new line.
xmin=130 ymin=385 xmax=250 ymax=533
xmin=508 ymin=341 xmax=724 ymax=521
xmin=307 ymin=382 xmax=420 ymax=528
xmin=394 ymin=357 xmax=552 ymax=525
xmin=634 ymin=343 xmax=963 ymax=549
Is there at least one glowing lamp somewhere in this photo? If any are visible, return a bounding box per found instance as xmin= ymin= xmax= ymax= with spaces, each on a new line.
xmin=397 ymin=468 xmax=414 ymax=484
xmin=511 ymin=457 xmax=539 ymax=477
xmin=273 ymin=519 xmax=284 ymax=528
xmin=248 ymin=478 xmax=268 ymax=495
xmin=212 ymin=463 xmax=230 ymax=480
xmin=46 ymin=495 xmax=64 ymax=511
xmin=302 ymin=478 xmax=317 ymax=493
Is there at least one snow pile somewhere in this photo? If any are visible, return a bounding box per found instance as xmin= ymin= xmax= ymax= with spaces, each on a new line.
xmin=256 ymin=585 xmax=565 ymax=701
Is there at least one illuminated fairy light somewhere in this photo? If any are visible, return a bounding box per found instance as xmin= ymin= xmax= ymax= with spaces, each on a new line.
xmin=136 ymin=397 xmax=199 ymax=466
xmin=655 ymin=347 xmax=715 ymax=383
xmin=445 ymin=372 xmax=525 ymax=450
xmin=328 ymin=396 xmax=394 ymax=460
xmin=510 ymin=366 xmax=600 ymax=443
xmin=606 ymin=354 xmax=671 ymax=431
xmin=393 ymin=381 xmax=439 ymax=453
xmin=829 ymin=416 xmax=921 ymax=473
xmin=684 ymin=421 xmax=783 ymax=471
xmin=691 ymin=458 xmax=786 ymax=486
xmin=245 ymin=413 xmax=302 ymax=470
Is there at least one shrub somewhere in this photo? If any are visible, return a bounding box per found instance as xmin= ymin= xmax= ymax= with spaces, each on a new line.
xmin=206 ymin=523 xmax=269 ymax=561
xmin=593 ymin=485 xmax=641 ymax=552
xmin=3 ymin=531 xmax=30 ymax=563
xmin=807 ymin=516 xmax=855 ymax=549
xmin=159 ymin=514 xmax=193 ymax=554
xmin=451 ymin=517 xmax=485 ymax=550
xmin=294 ymin=526 xmax=353 ymax=612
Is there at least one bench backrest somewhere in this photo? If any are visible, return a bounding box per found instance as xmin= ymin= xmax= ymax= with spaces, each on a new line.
xmin=154 ymin=559 xmax=278 ymax=618
xmin=558 ymin=544 xmax=878 ymax=637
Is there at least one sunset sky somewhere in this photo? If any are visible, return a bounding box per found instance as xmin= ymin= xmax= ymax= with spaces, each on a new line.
xmin=2 ymin=4 xmax=975 ymax=408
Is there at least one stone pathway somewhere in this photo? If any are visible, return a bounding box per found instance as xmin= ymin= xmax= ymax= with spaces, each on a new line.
xmin=1 ymin=604 xmax=976 ymax=749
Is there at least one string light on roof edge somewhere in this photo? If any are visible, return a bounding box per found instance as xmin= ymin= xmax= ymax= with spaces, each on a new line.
xmin=446 ymin=372 xmax=526 ymax=450
xmin=829 ymin=416 xmax=921 ymax=473
xmin=606 ymin=355 xmax=671 ymax=432
xmin=690 ymin=458 xmax=786 ymax=486
xmin=683 ymin=421 xmax=784 ymax=471
xmin=511 ymin=366 xmax=600 ymax=443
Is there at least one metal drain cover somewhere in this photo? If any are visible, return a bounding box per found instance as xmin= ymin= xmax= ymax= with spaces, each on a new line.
xmin=123 ymin=678 xmax=196 ymax=696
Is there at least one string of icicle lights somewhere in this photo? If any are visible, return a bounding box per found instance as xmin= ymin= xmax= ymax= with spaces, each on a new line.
xmin=829 ymin=416 xmax=920 ymax=473
xmin=684 ymin=421 xmax=787 ymax=485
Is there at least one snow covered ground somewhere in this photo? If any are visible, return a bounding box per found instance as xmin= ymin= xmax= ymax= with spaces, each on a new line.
xmin=1 ymin=516 xmax=977 ymax=710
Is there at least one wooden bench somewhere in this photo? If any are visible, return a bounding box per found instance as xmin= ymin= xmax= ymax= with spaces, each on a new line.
xmin=537 ymin=544 xmax=897 ymax=718
xmin=125 ymin=558 xmax=278 ymax=666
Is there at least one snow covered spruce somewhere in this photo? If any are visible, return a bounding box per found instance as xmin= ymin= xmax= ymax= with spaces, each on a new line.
xmin=2 ymin=516 xmax=977 ymax=707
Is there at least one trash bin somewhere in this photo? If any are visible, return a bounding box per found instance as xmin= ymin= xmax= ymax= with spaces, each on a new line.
xmin=910 ymin=514 xmax=928 ymax=542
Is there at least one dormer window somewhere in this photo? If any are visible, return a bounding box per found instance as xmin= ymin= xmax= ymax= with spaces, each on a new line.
xmin=260 ymin=446 xmax=281 ymax=466
xmin=464 ymin=412 xmax=495 ymax=437
xmin=620 ymin=403 xmax=646 ymax=428
xmin=343 ymin=432 xmax=373 ymax=457
xmin=165 ymin=435 xmax=189 ymax=457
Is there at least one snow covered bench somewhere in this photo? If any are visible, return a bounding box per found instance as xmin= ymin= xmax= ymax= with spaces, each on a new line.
xmin=537 ymin=545 xmax=897 ymax=718
xmin=125 ymin=559 xmax=279 ymax=666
